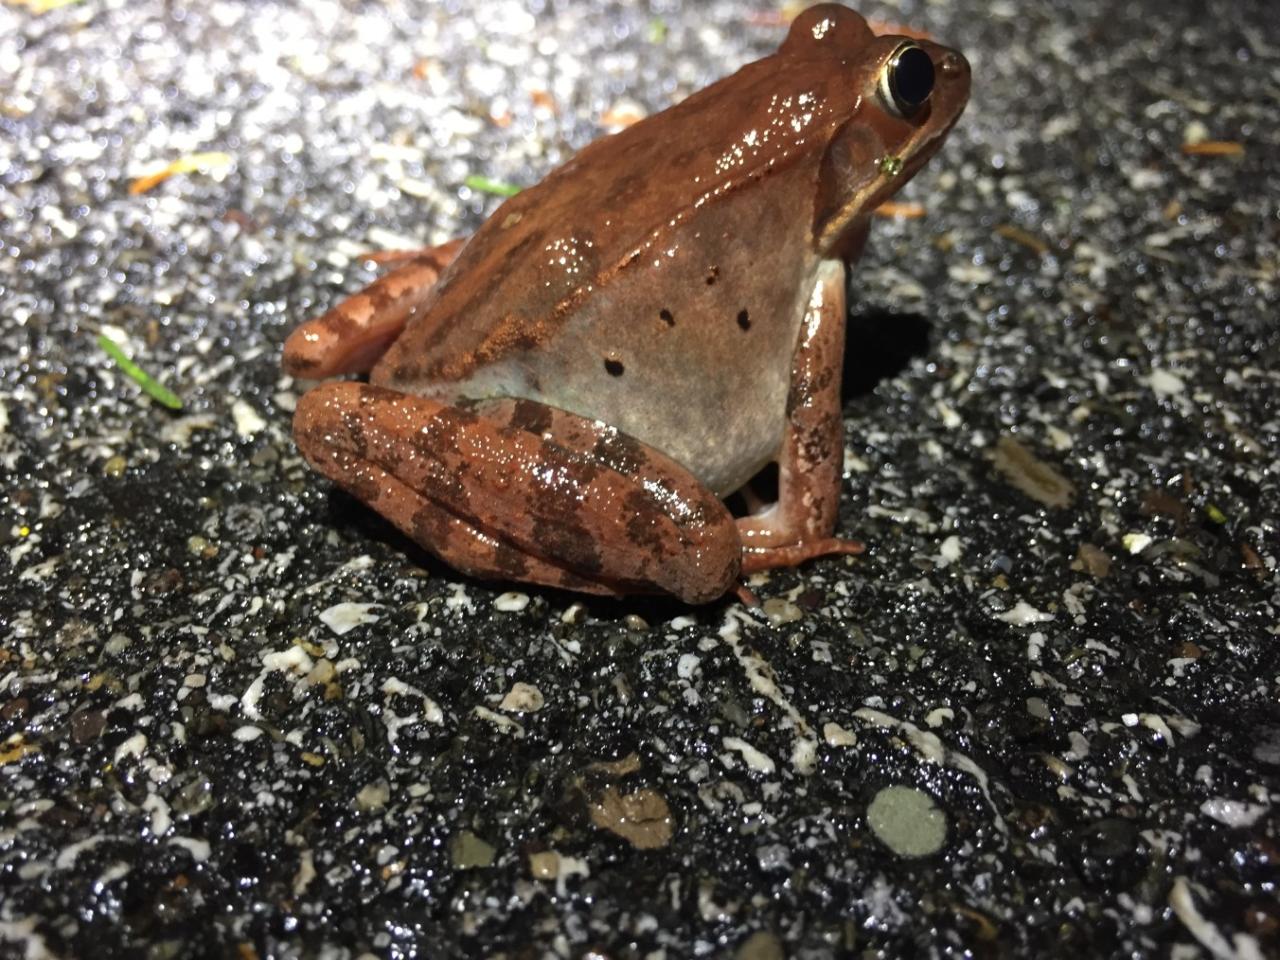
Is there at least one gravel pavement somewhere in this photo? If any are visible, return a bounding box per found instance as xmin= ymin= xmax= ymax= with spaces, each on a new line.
xmin=1 ymin=1 xmax=1277 ymax=957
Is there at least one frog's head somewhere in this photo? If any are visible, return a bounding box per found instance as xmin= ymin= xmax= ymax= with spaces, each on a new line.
xmin=780 ymin=4 xmax=970 ymax=257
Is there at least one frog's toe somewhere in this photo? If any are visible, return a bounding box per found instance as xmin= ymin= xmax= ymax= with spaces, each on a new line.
xmin=740 ymin=536 xmax=864 ymax=574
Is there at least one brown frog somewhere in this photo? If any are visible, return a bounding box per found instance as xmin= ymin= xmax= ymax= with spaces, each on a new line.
xmin=283 ymin=4 xmax=970 ymax=604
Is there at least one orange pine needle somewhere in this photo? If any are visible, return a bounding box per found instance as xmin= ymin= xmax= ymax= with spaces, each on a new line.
xmin=874 ymin=201 xmax=927 ymax=219
xmin=1180 ymin=140 xmax=1245 ymax=157
xmin=867 ymin=19 xmax=936 ymax=41
xmin=129 ymin=152 xmax=232 ymax=195
xmin=995 ymin=223 xmax=1050 ymax=255
xmin=599 ymin=106 xmax=646 ymax=129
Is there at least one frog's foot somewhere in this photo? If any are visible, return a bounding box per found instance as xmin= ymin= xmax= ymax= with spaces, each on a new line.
xmin=293 ymin=383 xmax=742 ymax=604
xmin=739 ymin=529 xmax=865 ymax=573
xmin=282 ymin=237 xmax=466 ymax=380
xmin=737 ymin=259 xmax=864 ymax=575
xmin=362 ymin=244 xmax=462 ymax=267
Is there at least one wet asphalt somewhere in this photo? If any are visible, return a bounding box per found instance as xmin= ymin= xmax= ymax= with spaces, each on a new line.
xmin=1 ymin=1 xmax=1277 ymax=957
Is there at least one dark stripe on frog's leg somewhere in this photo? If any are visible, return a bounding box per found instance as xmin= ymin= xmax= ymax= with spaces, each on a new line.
xmin=738 ymin=260 xmax=865 ymax=573
xmin=282 ymin=237 xmax=466 ymax=379
xmin=590 ymin=429 xmax=647 ymax=478
xmin=304 ymin=441 xmax=634 ymax=595
xmin=506 ymin=398 xmax=555 ymax=437
xmin=293 ymin=383 xmax=741 ymax=603
xmin=474 ymin=398 xmax=723 ymax=529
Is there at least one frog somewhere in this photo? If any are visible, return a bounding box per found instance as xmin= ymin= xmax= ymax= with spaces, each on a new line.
xmin=282 ymin=4 xmax=970 ymax=604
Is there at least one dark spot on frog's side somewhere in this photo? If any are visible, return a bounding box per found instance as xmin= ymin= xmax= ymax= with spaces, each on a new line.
xmin=659 ymin=308 xmax=675 ymax=327
xmin=604 ymin=356 xmax=625 ymax=377
xmin=705 ymin=266 xmax=719 ymax=286
xmin=736 ymin=309 xmax=751 ymax=331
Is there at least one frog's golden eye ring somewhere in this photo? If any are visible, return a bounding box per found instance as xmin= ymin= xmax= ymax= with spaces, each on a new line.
xmin=879 ymin=42 xmax=935 ymax=119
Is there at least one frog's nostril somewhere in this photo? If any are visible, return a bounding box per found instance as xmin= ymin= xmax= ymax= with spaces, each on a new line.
xmin=659 ymin=308 xmax=675 ymax=327
xmin=737 ymin=309 xmax=751 ymax=331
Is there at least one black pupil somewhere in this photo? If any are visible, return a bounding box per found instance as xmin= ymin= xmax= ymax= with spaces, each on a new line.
xmin=892 ymin=46 xmax=935 ymax=110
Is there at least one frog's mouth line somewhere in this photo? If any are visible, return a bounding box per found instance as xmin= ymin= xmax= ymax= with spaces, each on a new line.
xmin=813 ymin=120 xmax=950 ymax=250
xmin=816 ymin=47 xmax=970 ymax=252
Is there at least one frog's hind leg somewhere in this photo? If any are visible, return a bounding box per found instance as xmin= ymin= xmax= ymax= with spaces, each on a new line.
xmin=293 ymin=383 xmax=742 ymax=604
xmin=282 ymin=237 xmax=466 ymax=379
xmin=301 ymin=441 xmax=633 ymax=598
xmin=737 ymin=259 xmax=865 ymax=573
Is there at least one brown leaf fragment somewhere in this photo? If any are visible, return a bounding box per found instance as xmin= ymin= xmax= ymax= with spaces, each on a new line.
xmin=1140 ymin=488 xmax=1188 ymax=528
xmin=589 ymin=786 xmax=673 ymax=849
xmin=1071 ymin=543 xmax=1112 ymax=578
xmin=128 ymin=152 xmax=232 ymax=195
xmin=529 ymin=89 xmax=558 ymax=113
xmin=990 ymin=435 xmax=1075 ymax=509
xmin=0 ymin=739 xmax=38 ymax=765
xmin=1176 ymin=640 xmax=1202 ymax=659
xmin=952 ymin=903 xmax=1000 ymax=941
xmin=449 ymin=830 xmax=496 ymax=869
xmin=1180 ymin=140 xmax=1245 ymax=156
xmin=874 ymin=201 xmax=926 ymax=219
xmin=528 ymin=850 xmax=560 ymax=880
xmin=587 ymin=752 xmax=641 ymax=778
xmin=599 ymin=104 xmax=646 ymax=129
xmin=867 ymin=19 xmax=937 ymax=41
xmin=735 ymin=931 xmax=785 ymax=960
xmin=995 ymin=223 xmax=1050 ymax=256
xmin=70 ymin=709 xmax=107 ymax=743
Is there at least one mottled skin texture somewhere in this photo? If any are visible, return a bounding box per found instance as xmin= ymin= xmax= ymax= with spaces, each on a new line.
xmin=284 ymin=4 xmax=971 ymax=604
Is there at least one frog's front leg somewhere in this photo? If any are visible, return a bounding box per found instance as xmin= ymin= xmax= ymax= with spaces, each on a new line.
xmin=283 ymin=237 xmax=466 ymax=379
xmin=738 ymin=259 xmax=865 ymax=573
xmin=293 ymin=383 xmax=741 ymax=603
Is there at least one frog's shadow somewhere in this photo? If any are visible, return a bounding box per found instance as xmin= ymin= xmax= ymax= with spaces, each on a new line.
xmin=323 ymin=504 xmax=699 ymax=622
xmin=841 ymin=308 xmax=932 ymax=401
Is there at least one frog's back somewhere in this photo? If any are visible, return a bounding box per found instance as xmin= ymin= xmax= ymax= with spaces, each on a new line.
xmin=376 ymin=42 xmax=849 ymax=391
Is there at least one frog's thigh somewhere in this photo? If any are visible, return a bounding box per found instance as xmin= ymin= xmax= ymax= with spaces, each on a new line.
xmin=738 ymin=259 xmax=864 ymax=573
xmin=293 ymin=383 xmax=741 ymax=604
xmin=282 ymin=237 xmax=466 ymax=380
xmin=298 ymin=442 xmax=627 ymax=597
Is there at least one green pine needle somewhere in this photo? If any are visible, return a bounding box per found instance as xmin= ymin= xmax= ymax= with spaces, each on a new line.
xmin=464 ymin=175 xmax=522 ymax=198
xmin=98 ymin=333 xmax=183 ymax=410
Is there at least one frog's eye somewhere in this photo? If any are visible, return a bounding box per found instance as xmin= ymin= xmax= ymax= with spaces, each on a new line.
xmin=879 ymin=43 xmax=935 ymax=119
